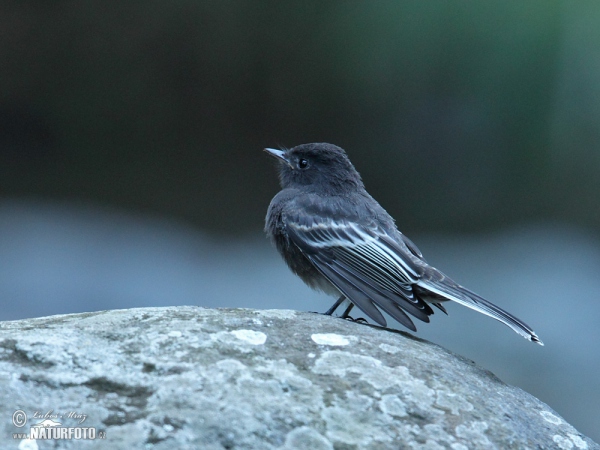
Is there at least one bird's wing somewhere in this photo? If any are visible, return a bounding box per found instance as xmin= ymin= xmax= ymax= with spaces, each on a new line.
xmin=285 ymin=213 xmax=434 ymax=330
xmin=283 ymin=198 xmax=542 ymax=344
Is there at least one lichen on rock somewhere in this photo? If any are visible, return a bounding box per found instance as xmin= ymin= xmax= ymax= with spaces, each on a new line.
xmin=0 ymin=306 xmax=596 ymax=449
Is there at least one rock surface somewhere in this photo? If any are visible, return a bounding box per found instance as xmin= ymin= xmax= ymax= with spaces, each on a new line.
xmin=0 ymin=306 xmax=596 ymax=450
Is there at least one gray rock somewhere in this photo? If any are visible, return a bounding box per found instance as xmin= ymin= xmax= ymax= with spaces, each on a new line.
xmin=0 ymin=307 xmax=596 ymax=450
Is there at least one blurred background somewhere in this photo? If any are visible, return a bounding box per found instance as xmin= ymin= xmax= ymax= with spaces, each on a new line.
xmin=1 ymin=0 xmax=599 ymax=443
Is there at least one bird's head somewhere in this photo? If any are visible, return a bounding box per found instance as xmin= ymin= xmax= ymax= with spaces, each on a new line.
xmin=264 ymin=143 xmax=364 ymax=194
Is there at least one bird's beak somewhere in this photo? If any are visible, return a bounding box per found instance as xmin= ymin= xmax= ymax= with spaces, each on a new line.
xmin=264 ymin=148 xmax=293 ymax=168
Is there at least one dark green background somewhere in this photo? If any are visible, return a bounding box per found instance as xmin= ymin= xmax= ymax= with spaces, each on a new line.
xmin=2 ymin=1 xmax=599 ymax=236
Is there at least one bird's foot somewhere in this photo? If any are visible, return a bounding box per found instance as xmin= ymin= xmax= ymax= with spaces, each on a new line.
xmin=345 ymin=316 xmax=368 ymax=324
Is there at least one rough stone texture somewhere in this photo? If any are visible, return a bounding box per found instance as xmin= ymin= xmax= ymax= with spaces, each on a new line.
xmin=0 ymin=307 xmax=596 ymax=450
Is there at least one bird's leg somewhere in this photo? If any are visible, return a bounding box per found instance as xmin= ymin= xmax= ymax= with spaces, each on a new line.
xmin=324 ymin=297 xmax=368 ymax=324
xmin=340 ymin=302 xmax=368 ymax=324
xmin=340 ymin=303 xmax=354 ymax=319
xmin=324 ymin=296 xmax=346 ymax=316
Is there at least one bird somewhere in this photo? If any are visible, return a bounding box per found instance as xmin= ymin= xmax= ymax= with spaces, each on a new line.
xmin=264 ymin=143 xmax=543 ymax=345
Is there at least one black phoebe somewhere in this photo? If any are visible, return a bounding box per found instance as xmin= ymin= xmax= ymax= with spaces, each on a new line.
xmin=264 ymin=143 xmax=542 ymax=345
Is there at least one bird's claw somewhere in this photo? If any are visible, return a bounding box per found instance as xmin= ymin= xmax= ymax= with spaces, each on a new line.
xmin=344 ymin=316 xmax=368 ymax=324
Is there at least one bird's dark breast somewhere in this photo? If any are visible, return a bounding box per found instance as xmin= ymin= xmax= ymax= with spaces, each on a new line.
xmin=275 ymin=231 xmax=319 ymax=281
xmin=266 ymin=199 xmax=337 ymax=295
xmin=280 ymin=220 xmax=331 ymax=287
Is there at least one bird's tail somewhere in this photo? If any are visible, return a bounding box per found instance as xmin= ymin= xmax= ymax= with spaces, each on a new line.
xmin=416 ymin=273 xmax=543 ymax=345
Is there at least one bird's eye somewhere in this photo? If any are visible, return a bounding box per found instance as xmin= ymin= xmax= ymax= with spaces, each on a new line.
xmin=298 ymin=158 xmax=309 ymax=169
